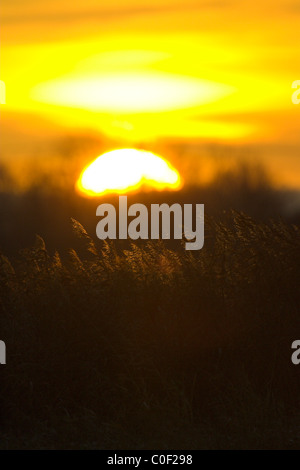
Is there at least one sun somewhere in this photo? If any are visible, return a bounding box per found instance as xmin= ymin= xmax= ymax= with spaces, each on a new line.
xmin=76 ymin=149 xmax=181 ymax=197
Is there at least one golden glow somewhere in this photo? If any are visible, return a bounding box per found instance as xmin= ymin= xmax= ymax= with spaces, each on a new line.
xmin=1 ymin=1 xmax=300 ymax=189
xmin=77 ymin=149 xmax=181 ymax=196
xmin=3 ymin=36 xmax=298 ymax=142
xmin=31 ymin=72 xmax=235 ymax=113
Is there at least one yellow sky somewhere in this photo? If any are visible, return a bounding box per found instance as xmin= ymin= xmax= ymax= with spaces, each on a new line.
xmin=1 ymin=0 xmax=300 ymax=188
xmin=1 ymin=0 xmax=299 ymax=140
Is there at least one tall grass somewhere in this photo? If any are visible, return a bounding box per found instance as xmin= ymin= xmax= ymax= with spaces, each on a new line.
xmin=0 ymin=211 xmax=299 ymax=449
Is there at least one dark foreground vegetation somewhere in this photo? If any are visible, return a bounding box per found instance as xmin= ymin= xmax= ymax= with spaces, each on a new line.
xmin=0 ymin=210 xmax=299 ymax=449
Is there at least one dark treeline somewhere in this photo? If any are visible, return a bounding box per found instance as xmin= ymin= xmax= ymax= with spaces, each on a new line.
xmin=0 ymin=162 xmax=299 ymax=255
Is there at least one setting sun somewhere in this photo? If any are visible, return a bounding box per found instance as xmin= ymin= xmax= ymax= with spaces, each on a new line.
xmin=76 ymin=149 xmax=181 ymax=196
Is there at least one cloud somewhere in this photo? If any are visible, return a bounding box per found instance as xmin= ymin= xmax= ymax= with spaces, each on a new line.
xmin=1 ymin=1 xmax=230 ymax=25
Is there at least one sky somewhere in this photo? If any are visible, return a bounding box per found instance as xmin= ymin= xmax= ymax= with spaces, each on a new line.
xmin=1 ymin=0 xmax=300 ymax=187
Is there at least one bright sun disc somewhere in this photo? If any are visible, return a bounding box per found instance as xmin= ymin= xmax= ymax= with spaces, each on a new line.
xmin=76 ymin=149 xmax=181 ymax=196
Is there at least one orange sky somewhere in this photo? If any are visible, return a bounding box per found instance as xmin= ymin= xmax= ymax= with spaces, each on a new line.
xmin=1 ymin=0 xmax=300 ymax=187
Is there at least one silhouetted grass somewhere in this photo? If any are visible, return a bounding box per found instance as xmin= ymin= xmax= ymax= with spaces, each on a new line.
xmin=1 ymin=159 xmax=300 ymax=254
xmin=0 ymin=211 xmax=299 ymax=449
